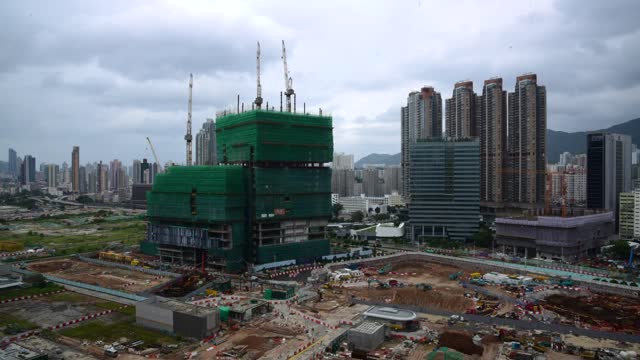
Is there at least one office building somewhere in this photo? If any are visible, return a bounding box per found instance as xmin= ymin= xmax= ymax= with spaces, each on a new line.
xmin=507 ymin=73 xmax=547 ymax=206
xmin=46 ymin=164 xmax=58 ymax=188
xmin=408 ymin=138 xmax=479 ymax=242
xmin=362 ymin=168 xmax=382 ymax=197
xmin=109 ymin=160 xmax=122 ymax=190
xmin=133 ymin=160 xmax=142 ymax=184
xmin=619 ymin=191 xmax=635 ymax=239
xmin=72 ymin=146 xmax=80 ymax=192
xmin=587 ymin=133 xmax=632 ymax=219
xmin=97 ymin=161 xmax=108 ymax=193
xmin=8 ymin=148 xmax=17 ymax=176
xmin=332 ymin=153 xmax=354 ymax=170
xmin=195 ymin=119 xmax=217 ymax=165
xmin=141 ymin=159 xmax=150 ymax=183
xmin=331 ymin=169 xmax=355 ymax=197
xmin=383 ymin=165 xmax=401 ymax=195
xmin=401 ymin=86 xmax=442 ymax=197
xmin=445 ymin=81 xmax=476 ymax=139
xmin=79 ymin=166 xmax=87 ymax=193
xmin=477 ymin=78 xmax=507 ymax=204
xmin=87 ymin=170 xmax=97 ymax=194
xmin=20 ymin=155 xmax=35 ymax=185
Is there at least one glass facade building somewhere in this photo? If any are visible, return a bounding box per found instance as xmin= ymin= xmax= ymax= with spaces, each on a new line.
xmin=408 ymin=138 xmax=480 ymax=242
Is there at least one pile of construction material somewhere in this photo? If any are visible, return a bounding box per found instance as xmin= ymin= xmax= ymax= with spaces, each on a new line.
xmin=482 ymin=272 xmax=533 ymax=285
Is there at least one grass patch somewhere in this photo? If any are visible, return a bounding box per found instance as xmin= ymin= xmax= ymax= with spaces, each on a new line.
xmin=0 ymin=313 xmax=39 ymax=335
xmin=42 ymin=291 xmax=91 ymax=303
xmin=0 ymin=283 xmax=63 ymax=301
xmin=60 ymin=319 xmax=178 ymax=347
xmin=93 ymin=302 xmax=135 ymax=315
xmin=0 ymin=219 xmax=146 ymax=255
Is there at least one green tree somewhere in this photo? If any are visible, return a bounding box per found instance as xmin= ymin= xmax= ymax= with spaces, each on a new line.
xmin=331 ymin=203 xmax=344 ymax=219
xmin=375 ymin=207 xmax=381 ymax=214
xmin=351 ymin=211 xmax=364 ymax=223
xmin=608 ymin=240 xmax=631 ymax=260
xmin=472 ymin=227 xmax=493 ymax=248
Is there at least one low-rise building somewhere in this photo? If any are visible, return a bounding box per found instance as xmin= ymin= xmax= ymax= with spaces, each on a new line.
xmin=495 ymin=212 xmax=615 ymax=260
xmin=228 ymin=299 xmax=270 ymax=322
xmin=362 ymin=306 xmax=418 ymax=332
xmin=348 ymin=321 xmax=385 ymax=352
xmin=136 ymin=296 xmax=220 ymax=339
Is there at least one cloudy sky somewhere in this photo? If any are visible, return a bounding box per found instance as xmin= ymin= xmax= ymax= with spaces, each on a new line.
xmin=1 ymin=0 xmax=639 ymax=165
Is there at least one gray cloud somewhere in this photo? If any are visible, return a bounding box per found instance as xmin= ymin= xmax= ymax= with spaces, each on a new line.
xmin=0 ymin=0 xmax=639 ymax=164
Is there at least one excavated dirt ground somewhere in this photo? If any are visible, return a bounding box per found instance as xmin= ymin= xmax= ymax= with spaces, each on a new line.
xmin=438 ymin=331 xmax=483 ymax=356
xmin=351 ymin=287 xmax=474 ymax=312
xmin=541 ymin=293 xmax=640 ymax=333
xmin=28 ymin=259 xmax=165 ymax=293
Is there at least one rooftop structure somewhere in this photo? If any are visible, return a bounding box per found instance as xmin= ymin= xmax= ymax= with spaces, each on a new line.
xmin=136 ymin=296 xmax=220 ymax=339
xmin=0 ymin=344 xmax=46 ymax=360
xmin=363 ymin=306 xmax=417 ymax=322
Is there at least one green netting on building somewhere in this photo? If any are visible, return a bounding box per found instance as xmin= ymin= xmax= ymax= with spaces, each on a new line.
xmin=254 ymin=167 xmax=331 ymax=194
xmin=216 ymin=110 xmax=333 ymax=163
xmin=254 ymin=167 xmax=331 ymax=219
xmin=147 ymin=166 xmax=247 ymax=222
xmin=255 ymin=239 xmax=330 ymax=264
xmin=139 ymin=241 xmax=158 ymax=255
xmin=207 ymin=222 xmax=248 ymax=272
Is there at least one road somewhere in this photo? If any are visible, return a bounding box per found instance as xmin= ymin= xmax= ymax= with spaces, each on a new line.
xmin=354 ymin=299 xmax=640 ymax=344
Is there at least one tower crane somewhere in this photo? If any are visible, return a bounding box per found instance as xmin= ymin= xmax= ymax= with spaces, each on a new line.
xmin=255 ymin=41 xmax=263 ymax=109
xmin=146 ymin=137 xmax=163 ymax=173
xmin=185 ymin=74 xmax=193 ymax=166
xmin=281 ymin=40 xmax=294 ymax=112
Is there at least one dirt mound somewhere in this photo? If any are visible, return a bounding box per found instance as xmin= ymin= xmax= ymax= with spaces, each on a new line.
xmin=29 ymin=260 xmax=74 ymax=272
xmin=439 ymin=331 xmax=483 ymax=356
xmin=353 ymin=287 xmax=473 ymax=312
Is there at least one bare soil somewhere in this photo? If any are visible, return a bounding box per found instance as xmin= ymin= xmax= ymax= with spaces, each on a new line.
xmin=28 ymin=259 xmax=164 ymax=293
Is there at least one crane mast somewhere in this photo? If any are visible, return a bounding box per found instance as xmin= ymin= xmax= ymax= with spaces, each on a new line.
xmin=281 ymin=40 xmax=294 ymax=112
xmin=185 ymin=74 xmax=193 ymax=166
xmin=146 ymin=137 xmax=163 ymax=173
xmin=255 ymin=42 xmax=263 ymax=109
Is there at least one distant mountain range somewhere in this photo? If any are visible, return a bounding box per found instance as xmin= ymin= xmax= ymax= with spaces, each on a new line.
xmin=355 ymin=153 xmax=401 ymax=168
xmin=355 ymin=117 xmax=640 ymax=167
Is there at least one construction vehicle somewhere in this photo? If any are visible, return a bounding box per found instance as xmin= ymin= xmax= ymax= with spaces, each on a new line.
xmin=205 ymin=289 xmax=219 ymax=297
xmin=104 ymin=345 xmax=118 ymax=358
xmin=378 ymin=263 xmax=392 ymax=275
xmin=470 ymin=272 xmax=482 ymax=279
xmin=368 ymin=279 xmax=389 ymax=289
xmin=416 ymin=283 xmax=432 ymax=291
xmin=130 ymin=259 xmax=140 ymax=266
xmin=448 ymin=315 xmax=465 ymax=324
xmin=449 ymin=271 xmax=463 ymax=280
xmin=551 ymin=277 xmax=573 ymax=287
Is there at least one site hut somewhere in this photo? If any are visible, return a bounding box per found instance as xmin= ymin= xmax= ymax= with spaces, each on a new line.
xmin=347 ymin=321 xmax=386 ymax=353
xmin=264 ymin=282 xmax=296 ymax=300
xmin=227 ymin=298 xmax=270 ymax=322
xmin=362 ymin=306 xmax=418 ymax=332
xmin=135 ymin=296 xmax=220 ymax=339
xmin=0 ymin=343 xmax=47 ymax=360
xmin=142 ymin=109 xmax=334 ymax=272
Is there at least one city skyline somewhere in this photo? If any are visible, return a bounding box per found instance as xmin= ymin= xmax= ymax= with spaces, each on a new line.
xmin=1 ymin=1 xmax=639 ymax=163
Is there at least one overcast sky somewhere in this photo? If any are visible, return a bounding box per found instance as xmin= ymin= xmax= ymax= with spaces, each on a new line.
xmin=1 ymin=0 xmax=639 ymax=165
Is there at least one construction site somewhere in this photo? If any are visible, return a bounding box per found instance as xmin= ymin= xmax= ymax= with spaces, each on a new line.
xmin=2 ymin=42 xmax=640 ymax=360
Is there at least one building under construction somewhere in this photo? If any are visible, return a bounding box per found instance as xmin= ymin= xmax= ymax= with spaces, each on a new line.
xmin=141 ymin=110 xmax=333 ymax=272
xmin=495 ymin=211 xmax=615 ymax=260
